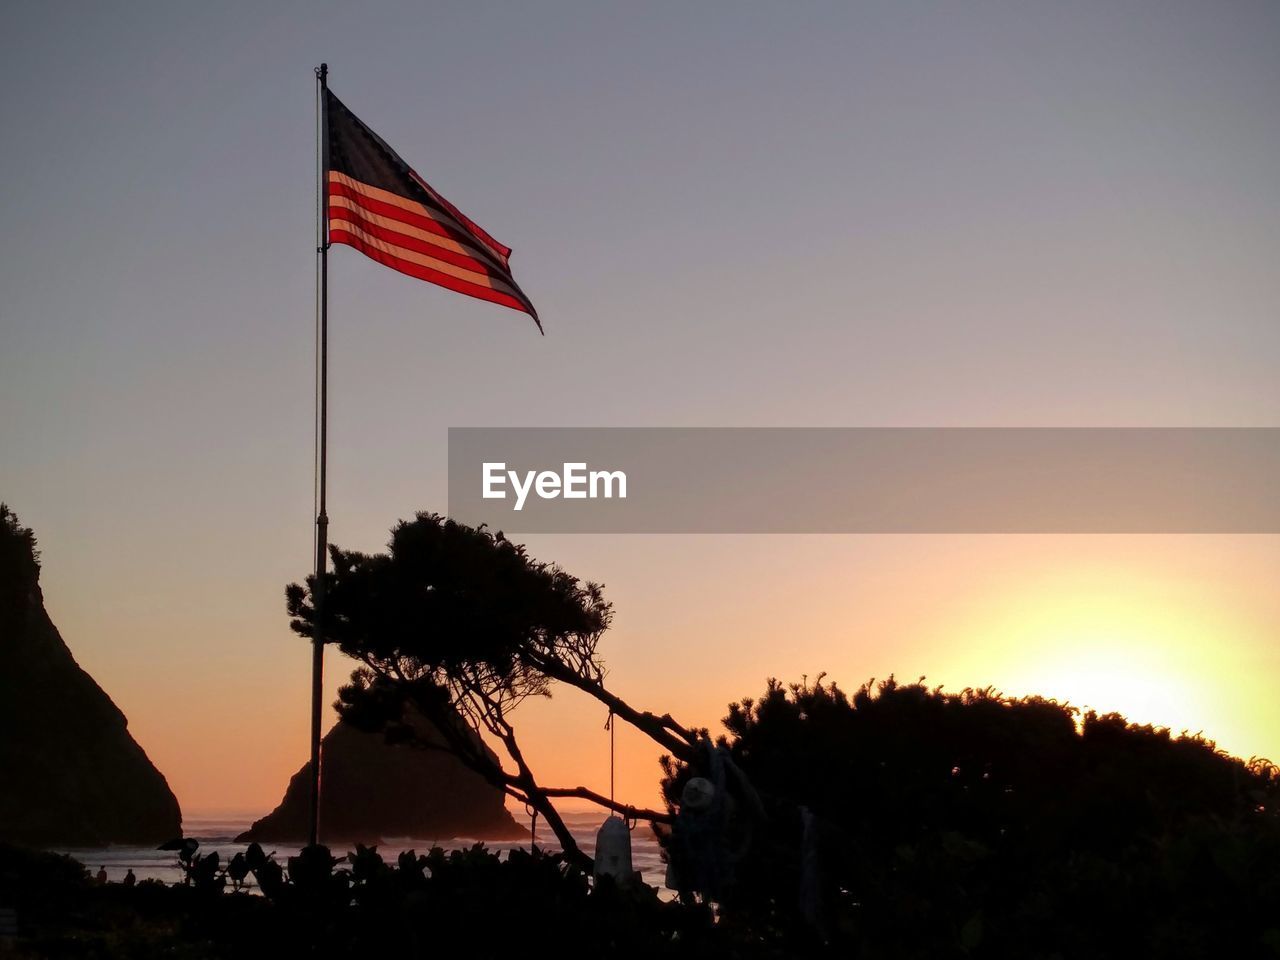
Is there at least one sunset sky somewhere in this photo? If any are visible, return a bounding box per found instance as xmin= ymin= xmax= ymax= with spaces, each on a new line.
xmin=2 ymin=1 xmax=1277 ymax=818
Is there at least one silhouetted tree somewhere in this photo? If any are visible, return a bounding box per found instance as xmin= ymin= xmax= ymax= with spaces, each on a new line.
xmin=660 ymin=675 xmax=1280 ymax=956
xmin=286 ymin=514 xmax=696 ymax=864
xmin=0 ymin=503 xmax=40 ymax=630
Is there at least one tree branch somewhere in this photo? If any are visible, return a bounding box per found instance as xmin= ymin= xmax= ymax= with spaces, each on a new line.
xmin=525 ymin=648 xmax=700 ymax=761
xmin=539 ymin=786 xmax=674 ymax=824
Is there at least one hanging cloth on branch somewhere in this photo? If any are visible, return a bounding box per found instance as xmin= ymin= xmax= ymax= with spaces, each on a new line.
xmin=594 ymin=709 xmax=637 ymax=886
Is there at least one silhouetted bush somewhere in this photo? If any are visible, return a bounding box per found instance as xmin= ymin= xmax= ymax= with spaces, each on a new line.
xmin=0 ymin=841 xmax=725 ymax=960
xmin=660 ymin=676 xmax=1280 ymax=958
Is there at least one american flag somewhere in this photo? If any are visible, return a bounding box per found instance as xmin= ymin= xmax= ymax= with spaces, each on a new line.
xmin=323 ymin=89 xmax=540 ymax=331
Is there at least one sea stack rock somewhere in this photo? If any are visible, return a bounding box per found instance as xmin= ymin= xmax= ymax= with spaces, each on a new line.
xmin=238 ymin=715 xmax=524 ymax=844
xmin=0 ymin=506 xmax=182 ymax=847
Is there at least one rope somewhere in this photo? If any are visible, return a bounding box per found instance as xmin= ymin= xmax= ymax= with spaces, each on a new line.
xmin=607 ymin=709 xmax=616 ymax=807
xmin=525 ymin=802 xmax=538 ymax=853
xmin=608 ymin=711 xmax=638 ymax=831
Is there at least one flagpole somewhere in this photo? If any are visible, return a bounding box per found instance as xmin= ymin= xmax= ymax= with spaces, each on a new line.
xmin=309 ymin=61 xmax=330 ymax=849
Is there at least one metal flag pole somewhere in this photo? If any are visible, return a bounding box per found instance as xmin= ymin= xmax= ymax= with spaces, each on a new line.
xmin=309 ymin=61 xmax=330 ymax=849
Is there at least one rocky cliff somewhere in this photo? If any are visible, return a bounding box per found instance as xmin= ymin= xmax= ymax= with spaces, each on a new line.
xmin=0 ymin=506 xmax=182 ymax=847
xmin=238 ymin=715 xmax=524 ymax=844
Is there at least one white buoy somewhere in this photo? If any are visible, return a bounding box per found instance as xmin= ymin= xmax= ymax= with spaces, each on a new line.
xmin=593 ymin=815 xmax=633 ymax=885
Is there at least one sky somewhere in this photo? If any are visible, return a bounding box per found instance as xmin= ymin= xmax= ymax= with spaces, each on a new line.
xmin=1 ymin=1 xmax=1278 ymax=818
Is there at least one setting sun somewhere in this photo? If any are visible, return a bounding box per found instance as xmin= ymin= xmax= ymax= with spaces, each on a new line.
xmin=936 ymin=555 xmax=1275 ymax=761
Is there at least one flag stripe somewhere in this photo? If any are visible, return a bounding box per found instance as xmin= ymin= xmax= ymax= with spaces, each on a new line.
xmin=328 ymin=173 xmax=495 ymax=265
xmin=324 ymin=101 xmax=513 ymax=279
xmin=330 ymin=229 xmax=533 ymax=314
xmin=329 ymin=202 xmax=497 ymax=274
xmin=408 ymin=169 xmax=512 ymax=269
xmin=329 ymin=219 xmax=522 ymax=297
xmin=328 ymin=170 xmax=439 ymax=219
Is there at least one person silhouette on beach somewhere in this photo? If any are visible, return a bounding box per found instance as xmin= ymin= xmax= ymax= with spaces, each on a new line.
xmin=123 ymin=869 xmax=136 ymax=887
xmin=96 ymin=866 xmax=107 ymax=885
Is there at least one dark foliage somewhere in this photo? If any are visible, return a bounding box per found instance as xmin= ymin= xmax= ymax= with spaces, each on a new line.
xmin=660 ymin=676 xmax=1280 ymax=958
xmin=6 ymin=675 xmax=1280 ymax=958
xmin=0 ymin=841 xmax=736 ymax=960
xmin=286 ymin=512 xmax=610 ymax=695
xmin=0 ymin=503 xmax=40 ymax=630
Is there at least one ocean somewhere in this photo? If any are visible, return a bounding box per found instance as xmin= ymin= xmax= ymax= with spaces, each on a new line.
xmin=54 ymin=809 xmax=668 ymax=891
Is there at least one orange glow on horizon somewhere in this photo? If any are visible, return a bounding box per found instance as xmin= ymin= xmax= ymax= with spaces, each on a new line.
xmin=45 ymin=534 xmax=1279 ymax=821
xmin=923 ymin=558 xmax=1277 ymax=765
